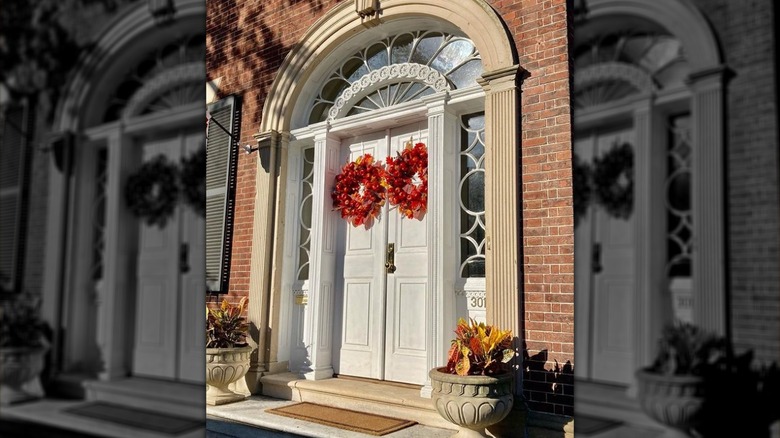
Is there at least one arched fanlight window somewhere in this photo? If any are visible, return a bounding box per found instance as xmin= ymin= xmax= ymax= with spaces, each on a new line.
xmin=573 ymin=26 xmax=689 ymax=109
xmin=308 ymin=31 xmax=483 ymax=123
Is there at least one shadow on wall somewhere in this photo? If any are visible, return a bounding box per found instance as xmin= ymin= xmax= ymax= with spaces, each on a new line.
xmin=207 ymin=0 xmax=326 ymax=125
xmin=523 ymin=347 xmax=574 ymax=420
xmin=635 ymin=322 xmax=780 ymax=438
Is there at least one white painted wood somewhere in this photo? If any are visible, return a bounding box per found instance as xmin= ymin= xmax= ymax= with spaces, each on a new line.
xmin=132 ymin=136 xmax=181 ymax=379
xmin=334 ymin=132 xmax=387 ymax=380
xmin=574 ymin=126 xmax=636 ymax=385
xmin=132 ymin=131 xmax=204 ymax=383
xmin=301 ymin=131 xmax=340 ymax=380
xmin=178 ymin=131 xmax=207 ymax=382
xmin=384 ymin=125 xmax=430 ymax=385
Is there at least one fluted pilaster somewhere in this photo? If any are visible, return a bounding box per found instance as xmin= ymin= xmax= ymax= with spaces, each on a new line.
xmin=480 ymin=66 xmax=522 ymax=394
xmin=689 ymin=67 xmax=727 ymax=336
xmin=247 ymin=129 xmax=283 ymax=392
xmin=302 ymin=130 xmax=340 ymax=380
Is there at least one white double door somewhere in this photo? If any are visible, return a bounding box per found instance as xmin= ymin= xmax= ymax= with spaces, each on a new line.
xmin=132 ymin=132 xmax=205 ymax=383
xmin=333 ymin=124 xmax=429 ymax=386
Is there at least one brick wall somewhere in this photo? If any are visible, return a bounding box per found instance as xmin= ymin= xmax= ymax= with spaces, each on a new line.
xmin=691 ymin=0 xmax=780 ymax=366
xmin=207 ymin=0 xmax=574 ymax=416
xmin=498 ymin=0 xmax=574 ymax=417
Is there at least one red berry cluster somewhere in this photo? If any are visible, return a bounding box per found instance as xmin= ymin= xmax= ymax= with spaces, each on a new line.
xmin=331 ymin=154 xmax=386 ymax=229
xmin=385 ymin=142 xmax=428 ymax=220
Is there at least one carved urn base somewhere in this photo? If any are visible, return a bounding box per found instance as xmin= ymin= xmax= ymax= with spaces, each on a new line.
xmin=0 ymin=346 xmax=48 ymax=405
xmin=206 ymin=345 xmax=253 ymax=405
xmin=635 ymin=368 xmax=705 ymax=438
xmin=429 ymin=367 xmax=514 ymax=438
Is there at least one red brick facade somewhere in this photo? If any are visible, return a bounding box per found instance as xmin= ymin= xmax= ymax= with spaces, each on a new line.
xmin=207 ymin=0 xmax=574 ymax=417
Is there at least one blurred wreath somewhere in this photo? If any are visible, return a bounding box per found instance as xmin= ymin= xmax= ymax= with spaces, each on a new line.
xmin=592 ymin=142 xmax=633 ymax=220
xmin=180 ymin=145 xmax=206 ymax=217
xmin=124 ymin=155 xmax=180 ymax=227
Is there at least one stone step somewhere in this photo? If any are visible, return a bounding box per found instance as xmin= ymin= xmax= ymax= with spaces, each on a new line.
xmin=83 ymin=376 xmax=204 ymax=420
xmin=259 ymin=373 xmax=456 ymax=430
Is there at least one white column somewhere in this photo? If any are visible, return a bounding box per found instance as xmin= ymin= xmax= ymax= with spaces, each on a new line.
xmin=630 ymin=97 xmax=666 ymax=397
xmin=98 ymin=127 xmax=137 ymax=380
xmin=420 ymin=93 xmax=458 ymax=397
xmin=480 ymin=66 xmax=523 ymax=394
xmin=302 ymin=129 xmax=340 ymax=380
xmin=689 ymin=67 xmax=727 ymax=336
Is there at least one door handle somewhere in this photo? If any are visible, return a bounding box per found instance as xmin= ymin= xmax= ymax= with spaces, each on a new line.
xmin=385 ymin=243 xmax=396 ymax=274
xmin=180 ymin=243 xmax=190 ymax=273
xmin=592 ymin=242 xmax=602 ymax=274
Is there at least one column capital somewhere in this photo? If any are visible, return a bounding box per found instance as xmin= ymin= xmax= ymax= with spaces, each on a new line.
xmin=254 ymin=129 xmax=289 ymax=149
xmin=478 ymin=65 xmax=526 ymax=92
xmin=686 ymin=64 xmax=733 ymax=90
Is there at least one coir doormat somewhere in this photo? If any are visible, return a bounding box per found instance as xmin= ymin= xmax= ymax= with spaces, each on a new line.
xmin=266 ymin=402 xmax=417 ymax=436
xmin=63 ymin=402 xmax=203 ymax=435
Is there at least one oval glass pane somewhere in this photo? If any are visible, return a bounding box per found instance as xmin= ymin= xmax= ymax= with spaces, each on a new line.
xmin=461 ymin=171 xmax=485 ymax=214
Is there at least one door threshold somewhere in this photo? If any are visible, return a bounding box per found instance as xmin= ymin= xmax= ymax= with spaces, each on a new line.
xmin=333 ymin=374 xmax=422 ymax=390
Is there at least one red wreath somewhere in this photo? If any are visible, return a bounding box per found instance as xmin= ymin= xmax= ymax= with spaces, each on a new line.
xmin=331 ymin=154 xmax=387 ymax=229
xmin=384 ymin=142 xmax=428 ymax=220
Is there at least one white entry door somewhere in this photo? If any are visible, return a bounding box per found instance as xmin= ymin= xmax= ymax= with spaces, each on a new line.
xmin=334 ymin=123 xmax=429 ymax=385
xmin=132 ymin=131 xmax=205 ymax=383
xmin=574 ymin=124 xmax=635 ymax=385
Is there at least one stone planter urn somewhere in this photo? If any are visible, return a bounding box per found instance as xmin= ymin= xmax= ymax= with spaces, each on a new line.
xmin=0 ymin=346 xmax=48 ymax=405
xmin=206 ymin=345 xmax=253 ymax=405
xmin=429 ymin=367 xmax=514 ymax=437
xmin=635 ymin=368 xmax=705 ymax=438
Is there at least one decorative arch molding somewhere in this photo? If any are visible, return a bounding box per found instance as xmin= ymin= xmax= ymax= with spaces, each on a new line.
xmin=42 ymin=0 xmax=207 ymax=384
xmin=53 ymin=0 xmax=205 ymax=132
xmin=251 ymin=0 xmax=524 ymax=399
xmin=327 ymin=63 xmax=451 ymax=121
xmin=585 ymin=0 xmax=721 ymax=71
xmin=259 ymin=0 xmax=517 ymax=133
xmin=574 ymin=62 xmax=657 ymax=95
xmin=123 ymin=62 xmax=205 ymax=118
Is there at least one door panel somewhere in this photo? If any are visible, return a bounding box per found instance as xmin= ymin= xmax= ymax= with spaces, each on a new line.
xmin=384 ymin=126 xmax=428 ymax=385
xmin=178 ymin=132 xmax=206 ymax=383
xmin=574 ymin=125 xmax=636 ymax=385
xmin=133 ymin=132 xmax=204 ymax=383
xmin=336 ymin=134 xmax=387 ymax=380
xmin=133 ymin=137 xmax=181 ymax=379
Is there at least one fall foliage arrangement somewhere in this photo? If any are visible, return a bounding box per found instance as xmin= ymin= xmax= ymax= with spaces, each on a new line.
xmin=445 ymin=317 xmax=514 ymax=376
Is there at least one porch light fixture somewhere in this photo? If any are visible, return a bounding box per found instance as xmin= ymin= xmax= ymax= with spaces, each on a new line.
xmin=243 ymin=144 xmax=258 ymax=155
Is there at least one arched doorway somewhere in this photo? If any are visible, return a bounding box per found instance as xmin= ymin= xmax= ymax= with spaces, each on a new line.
xmin=250 ymin=0 xmax=521 ymax=398
xmin=44 ymin=0 xmax=206 ymax=394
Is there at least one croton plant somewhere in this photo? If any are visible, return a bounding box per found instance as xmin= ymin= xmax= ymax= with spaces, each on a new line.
xmin=206 ymin=297 xmax=249 ymax=349
xmin=446 ymin=317 xmax=514 ymax=376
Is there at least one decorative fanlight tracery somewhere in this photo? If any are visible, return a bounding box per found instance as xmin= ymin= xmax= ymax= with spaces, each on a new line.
xmin=309 ymin=30 xmax=483 ymax=123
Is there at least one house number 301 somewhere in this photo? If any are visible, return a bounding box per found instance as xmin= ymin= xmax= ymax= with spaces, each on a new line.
xmin=470 ymin=296 xmax=486 ymax=308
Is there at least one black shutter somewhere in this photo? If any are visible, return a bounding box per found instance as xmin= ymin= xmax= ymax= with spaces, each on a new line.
xmin=0 ymin=103 xmax=32 ymax=294
xmin=205 ymin=96 xmax=240 ymax=294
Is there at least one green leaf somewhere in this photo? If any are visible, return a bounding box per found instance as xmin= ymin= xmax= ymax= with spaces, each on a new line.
xmin=502 ymin=348 xmax=514 ymax=363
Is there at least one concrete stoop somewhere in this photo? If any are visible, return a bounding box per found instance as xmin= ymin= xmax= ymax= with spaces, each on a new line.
xmin=260 ymin=372 xmax=455 ymax=431
xmin=259 ymin=373 xmax=574 ymax=438
xmin=83 ymin=376 xmax=204 ymax=420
